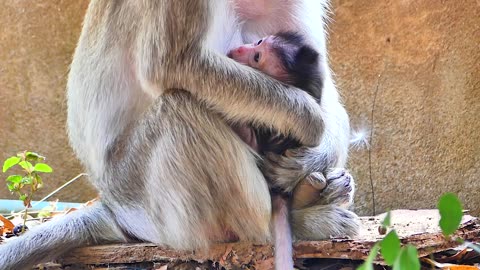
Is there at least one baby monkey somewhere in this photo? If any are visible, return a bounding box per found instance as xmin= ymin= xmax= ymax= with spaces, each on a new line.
xmin=228 ymin=32 xmax=324 ymax=269
xmin=228 ymin=32 xmax=322 ymax=155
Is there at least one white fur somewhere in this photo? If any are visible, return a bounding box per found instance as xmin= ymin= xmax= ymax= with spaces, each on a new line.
xmin=350 ymin=127 xmax=370 ymax=150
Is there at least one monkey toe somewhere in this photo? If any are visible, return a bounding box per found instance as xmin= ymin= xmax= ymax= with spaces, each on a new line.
xmin=305 ymin=172 xmax=327 ymax=190
xmin=317 ymin=168 xmax=355 ymax=207
xmin=326 ymin=167 xmax=346 ymax=181
xmin=291 ymin=206 xmax=360 ymax=240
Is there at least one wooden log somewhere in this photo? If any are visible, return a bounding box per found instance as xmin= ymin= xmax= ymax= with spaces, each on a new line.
xmin=53 ymin=210 xmax=479 ymax=269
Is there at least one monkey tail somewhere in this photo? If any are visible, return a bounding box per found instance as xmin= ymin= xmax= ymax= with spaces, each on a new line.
xmin=0 ymin=201 xmax=126 ymax=270
xmin=271 ymin=196 xmax=294 ymax=270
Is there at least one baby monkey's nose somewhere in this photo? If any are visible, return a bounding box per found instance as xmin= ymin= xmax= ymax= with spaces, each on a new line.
xmin=227 ymin=47 xmax=244 ymax=58
xmin=236 ymin=47 xmax=246 ymax=54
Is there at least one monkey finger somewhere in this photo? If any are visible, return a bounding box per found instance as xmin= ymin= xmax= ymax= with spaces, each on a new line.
xmin=284 ymin=149 xmax=296 ymax=158
xmin=291 ymin=181 xmax=321 ymax=209
xmin=305 ymin=172 xmax=327 ymax=190
xmin=326 ymin=168 xmax=347 ymax=182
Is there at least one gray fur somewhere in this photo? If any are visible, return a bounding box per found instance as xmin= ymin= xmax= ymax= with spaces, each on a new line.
xmin=317 ymin=168 xmax=356 ymax=208
xmin=0 ymin=1 xmax=359 ymax=269
xmin=0 ymin=203 xmax=126 ymax=270
xmin=292 ymin=204 xmax=360 ymax=240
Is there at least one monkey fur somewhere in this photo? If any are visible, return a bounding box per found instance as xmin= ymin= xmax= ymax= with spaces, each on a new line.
xmin=0 ymin=1 xmax=359 ymax=270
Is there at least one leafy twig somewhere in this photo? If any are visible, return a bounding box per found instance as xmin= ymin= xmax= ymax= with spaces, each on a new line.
xmin=2 ymin=151 xmax=53 ymax=233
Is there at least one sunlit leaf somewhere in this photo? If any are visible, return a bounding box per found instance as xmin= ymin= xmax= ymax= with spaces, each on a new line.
xmin=6 ymin=182 xmax=16 ymax=192
xmin=19 ymin=194 xmax=27 ymax=201
xmin=438 ymin=193 xmax=463 ymax=237
xmin=38 ymin=205 xmax=54 ymax=218
xmin=35 ymin=175 xmax=43 ymax=188
xmin=381 ymin=230 xmax=401 ymax=265
xmin=25 ymin=152 xmax=45 ymax=162
xmin=33 ymin=163 xmax=53 ymax=173
xmin=393 ymin=245 xmax=420 ymax=270
xmin=382 ymin=211 xmax=391 ymax=228
xmin=6 ymin=175 xmax=22 ymax=184
xmin=21 ymin=176 xmax=33 ymax=185
xmin=357 ymin=243 xmax=380 ymax=270
xmin=3 ymin=156 xmax=20 ymax=172
xmin=18 ymin=161 xmax=34 ymax=172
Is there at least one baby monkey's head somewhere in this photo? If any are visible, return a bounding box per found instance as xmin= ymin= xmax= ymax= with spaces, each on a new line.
xmin=228 ymin=32 xmax=322 ymax=98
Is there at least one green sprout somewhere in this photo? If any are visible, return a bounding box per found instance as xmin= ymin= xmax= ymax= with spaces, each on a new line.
xmin=3 ymin=151 xmax=53 ymax=232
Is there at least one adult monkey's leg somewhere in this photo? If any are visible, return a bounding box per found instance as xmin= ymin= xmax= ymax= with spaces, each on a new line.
xmin=109 ymin=91 xmax=273 ymax=249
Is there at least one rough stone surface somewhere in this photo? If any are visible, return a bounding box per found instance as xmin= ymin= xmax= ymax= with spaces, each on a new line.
xmin=329 ymin=0 xmax=480 ymax=215
xmin=0 ymin=1 xmax=478 ymax=215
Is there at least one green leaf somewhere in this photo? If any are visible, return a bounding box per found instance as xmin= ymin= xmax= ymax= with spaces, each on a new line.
xmin=381 ymin=230 xmax=401 ymax=265
xmin=6 ymin=182 xmax=16 ymax=192
xmin=438 ymin=193 xmax=463 ymax=236
xmin=35 ymin=175 xmax=43 ymax=188
xmin=357 ymin=243 xmax=380 ymax=270
xmin=6 ymin=175 xmax=22 ymax=184
xmin=3 ymin=156 xmax=21 ymax=172
xmin=18 ymin=161 xmax=34 ymax=172
xmin=38 ymin=205 xmax=54 ymax=218
xmin=25 ymin=152 xmax=45 ymax=162
xmin=33 ymin=163 xmax=53 ymax=173
xmin=382 ymin=211 xmax=392 ymax=228
xmin=21 ymin=176 xmax=33 ymax=185
xmin=393 ymin=245 xmax=420 ymax=270
xmin=19 ymin=194 xmax=27 ymax=201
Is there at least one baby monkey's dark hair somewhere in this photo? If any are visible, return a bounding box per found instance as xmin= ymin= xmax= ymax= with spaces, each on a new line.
xmin=271 ymin=32 xmax=323 ymax=100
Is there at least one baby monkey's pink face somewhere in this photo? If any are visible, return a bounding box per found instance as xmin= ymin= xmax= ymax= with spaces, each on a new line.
xmin=228 ymin=36 xmax=289 ymax=82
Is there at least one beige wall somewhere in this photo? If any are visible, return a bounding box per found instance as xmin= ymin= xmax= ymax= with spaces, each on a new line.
xmin=330 ymin=0 xmax=480 ymax=215
xmin=0 ymin=1 xmax=96 ymax=202
xmin=0 ymin=1 xmax=478 ymax=215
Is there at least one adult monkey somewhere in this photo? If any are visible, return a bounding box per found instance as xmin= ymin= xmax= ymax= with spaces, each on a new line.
xmin=0 ymin=1 xmax=359 ymax=269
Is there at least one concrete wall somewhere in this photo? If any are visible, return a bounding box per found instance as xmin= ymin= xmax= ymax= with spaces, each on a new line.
xmin=0 ymin=1 xmax=478 ymax=215
xmin=0 ymin=1 xmax=95 ymax=202
xmin=330 ymin=0 xmax=480 ymax=215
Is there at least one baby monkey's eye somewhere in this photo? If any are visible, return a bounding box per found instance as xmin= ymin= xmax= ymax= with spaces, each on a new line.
xmin=254 ymin=52 xmax=260 ymax=62
xmin=256 ymin=39 xmax=263 ymax=45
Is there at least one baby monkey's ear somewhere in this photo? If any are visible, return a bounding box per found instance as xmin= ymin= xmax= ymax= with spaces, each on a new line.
xmin=296 ymin=45 xmax=319 ymax=66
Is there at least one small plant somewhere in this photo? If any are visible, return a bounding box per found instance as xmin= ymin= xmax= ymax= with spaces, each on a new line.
xmin=2 ymin=151 xmax=53 ymax=232
xmin=358 ymin=193 xmax=464 ymax=270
